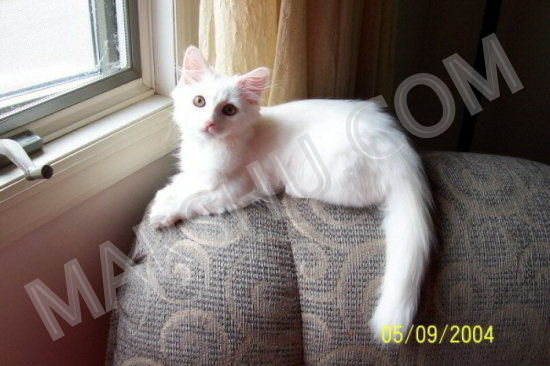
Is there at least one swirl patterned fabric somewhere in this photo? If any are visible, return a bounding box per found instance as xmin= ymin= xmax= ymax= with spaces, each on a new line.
xmin=106 ymin=152 xmax=549 ymax=365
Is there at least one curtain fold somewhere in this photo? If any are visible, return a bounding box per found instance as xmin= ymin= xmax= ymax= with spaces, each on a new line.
xmin=268 ymin=0 xmax=308 ymax=105
xmin=196 ymin=0 xmax=397 ymax=105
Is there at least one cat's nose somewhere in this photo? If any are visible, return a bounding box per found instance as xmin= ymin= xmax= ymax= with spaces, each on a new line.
xmin=204 ymin=121 xmax=216 ymax=128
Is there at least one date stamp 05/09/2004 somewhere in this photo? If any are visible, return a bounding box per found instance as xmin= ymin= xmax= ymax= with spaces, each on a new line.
xmin=380 ymin=325 xmax=495 ymax=344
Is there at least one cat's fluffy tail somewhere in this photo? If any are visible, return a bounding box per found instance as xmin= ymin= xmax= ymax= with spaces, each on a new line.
xmin=370 ymin=155 xmax=433 ymax=340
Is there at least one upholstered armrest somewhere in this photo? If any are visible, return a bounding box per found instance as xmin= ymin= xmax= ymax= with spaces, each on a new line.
xmin=107 ymin=152 xmax=549 ymax=365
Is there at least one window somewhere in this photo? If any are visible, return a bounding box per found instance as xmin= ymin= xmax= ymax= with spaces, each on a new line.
xmin=0 ymin=0 xmax=141 ymax=135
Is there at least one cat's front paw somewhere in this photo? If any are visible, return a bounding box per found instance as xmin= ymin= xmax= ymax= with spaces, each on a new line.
xmin=149 ymin=209 xmax=181 ymax=229
xmin=148 ymin=190 xmax=183 ymax=229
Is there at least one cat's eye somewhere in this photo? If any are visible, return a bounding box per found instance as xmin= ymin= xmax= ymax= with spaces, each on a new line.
xmin=222 ymin=104 xmax=237 ymax=116
xmin=193 ymin=95 xmax=206 ymax=107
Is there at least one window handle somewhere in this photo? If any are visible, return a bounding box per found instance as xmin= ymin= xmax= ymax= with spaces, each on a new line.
xmin=0 ymin=137 xmax=53 ymax=180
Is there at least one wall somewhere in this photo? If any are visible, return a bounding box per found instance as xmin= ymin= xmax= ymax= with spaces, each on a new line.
xmin=0 ymin=155 xmax=175 ymax=366
xmin=390 ymin=0 xmax=485 ymax=153
xmin=389 ymin=0 xmax=549 ymax=164
xmin=472 ymin=0 xmax=550 ymax=163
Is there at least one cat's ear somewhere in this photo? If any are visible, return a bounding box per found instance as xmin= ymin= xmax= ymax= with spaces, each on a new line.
xmin=180 ymin=46 xmax=211 ymax=84
xmin=237 ymin=67 xmax=271 ymax=104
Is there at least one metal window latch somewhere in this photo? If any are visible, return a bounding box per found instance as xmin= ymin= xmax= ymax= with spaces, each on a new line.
xmin=0 ymin=131 xmax=53 ymax=180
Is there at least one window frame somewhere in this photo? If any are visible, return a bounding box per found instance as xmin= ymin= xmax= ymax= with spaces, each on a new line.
xmin=0 ymin=0 xmax=193 ymax=245
xmin=0 ymin=0 xmax=142 ymax=135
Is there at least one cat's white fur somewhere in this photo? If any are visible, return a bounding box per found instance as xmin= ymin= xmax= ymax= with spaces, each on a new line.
xmin=150 ymin=46 xmax=433 ymax=338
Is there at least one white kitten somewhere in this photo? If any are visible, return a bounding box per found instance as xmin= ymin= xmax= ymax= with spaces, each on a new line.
xmin=149 ymin=46 xmax=433 ymax=338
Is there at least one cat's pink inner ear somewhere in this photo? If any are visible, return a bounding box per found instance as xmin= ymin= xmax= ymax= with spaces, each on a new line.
xmin=237 ymin=67 xmax=271 ymax=104
xmin=181 ymin=46 xmax=211 ymax=84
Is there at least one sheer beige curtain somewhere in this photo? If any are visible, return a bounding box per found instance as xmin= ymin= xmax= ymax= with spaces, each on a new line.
xmin=185 ymin=0 xmax=397 ymax=105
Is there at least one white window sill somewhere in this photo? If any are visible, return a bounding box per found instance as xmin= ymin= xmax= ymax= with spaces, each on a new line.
xmin=0 ymin=95 xmax=178 ymax=246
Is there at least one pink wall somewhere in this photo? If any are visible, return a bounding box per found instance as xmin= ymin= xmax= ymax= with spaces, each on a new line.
xmin=0 ymin=155 xmax=174 ymax=366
